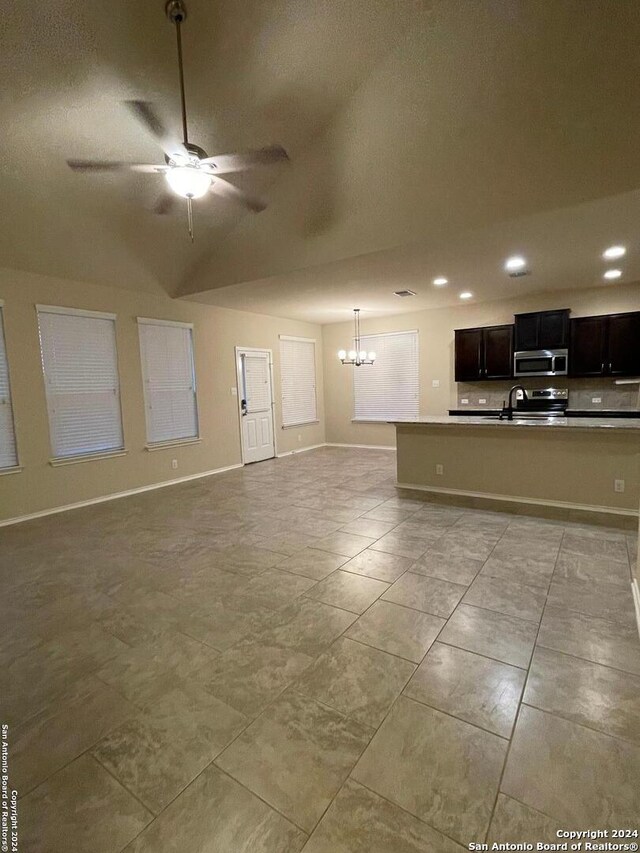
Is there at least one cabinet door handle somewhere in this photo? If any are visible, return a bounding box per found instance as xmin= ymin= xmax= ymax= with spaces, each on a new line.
xmin=609 ymin=361 xmax=612 ymax=373
xmin=601 ymin=362 xmax=605 ymax=374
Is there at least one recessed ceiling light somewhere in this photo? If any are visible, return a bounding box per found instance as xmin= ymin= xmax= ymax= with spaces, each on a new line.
xmin=505 ymin=255 xmax=527 ymax=272
xmin=459 ymin=291 xmax=473 ymax=300
xmin=603 ymin=269 xmax=622 ymax=280
xmin=603 ymin=245 xmax=626 ymax=260
xmin=433 ymin=277 xmax=448 ymax=287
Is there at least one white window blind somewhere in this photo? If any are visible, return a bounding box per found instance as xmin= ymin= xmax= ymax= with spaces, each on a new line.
xmin=279 ymin=336 xmax=318 ymax=427
xmin=37 ymin=306 xmax=124 ymax=459
xmin=0 ymin=307 xmax=18 ymax=469
xmin=138 ymin=319 xmax=199 ymax=444
xmin=353 ymin=330 xmax=419 ymax=421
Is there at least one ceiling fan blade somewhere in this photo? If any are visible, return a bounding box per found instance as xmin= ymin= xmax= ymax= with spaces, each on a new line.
xmin=123 ymin=100 xmax=187 ymax=159
xmin=67 ymin=159 xmax=166 ymax=173
xmin=200 ymin=145 xmax=289 ymax=175
xmin=153 ymin=193 xmax=178 ymax=215
xmin=211 ymin=177 xmax=267 ymax=212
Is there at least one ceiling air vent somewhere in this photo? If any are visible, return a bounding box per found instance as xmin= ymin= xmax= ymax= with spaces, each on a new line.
xmin=508 ymin=269 xmax=530 ymax=278
xmin=394 ymin=289 xmax=416 ymax=297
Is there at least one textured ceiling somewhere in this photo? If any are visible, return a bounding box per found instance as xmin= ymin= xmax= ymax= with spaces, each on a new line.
xmin=2 ymin=0 xmax=640 ymax=319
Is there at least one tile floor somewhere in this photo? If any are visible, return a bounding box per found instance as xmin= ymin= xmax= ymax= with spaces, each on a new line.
xmin=2 ymin=446 xmax=640 ymax=852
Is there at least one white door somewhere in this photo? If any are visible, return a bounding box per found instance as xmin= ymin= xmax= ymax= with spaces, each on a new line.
xmin=237 ymin=348 xmax=275 ymax=464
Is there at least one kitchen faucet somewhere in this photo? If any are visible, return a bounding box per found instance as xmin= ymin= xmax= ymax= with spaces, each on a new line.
xmin=500 ymin=385 xmax=528 ymax=421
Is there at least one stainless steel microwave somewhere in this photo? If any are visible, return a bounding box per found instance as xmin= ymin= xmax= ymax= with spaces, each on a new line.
xmin=513 ymin=349 xmax=568 ymax=378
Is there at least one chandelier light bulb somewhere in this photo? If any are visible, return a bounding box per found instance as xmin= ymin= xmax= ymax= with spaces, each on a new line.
xmin=166 ymin=166 xmax=212 ymax=199
xmin=338 ymin=349 xmax=347 ymax=360
xmin=359 ymin=350 xmax=367 ymax=360
xmin=368 ymin=351 xmax=376 ymax=360
xmin=348 ymin=350 xmax=357 ymax=360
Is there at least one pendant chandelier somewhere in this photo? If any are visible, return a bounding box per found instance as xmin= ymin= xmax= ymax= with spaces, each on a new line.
xmin=337 ymin=309 xmax=376 ymax=366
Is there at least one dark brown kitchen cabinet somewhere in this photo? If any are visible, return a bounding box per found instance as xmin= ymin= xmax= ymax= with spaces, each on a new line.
xmin=570 ymin=311 xmax=640 ymax=377
xmin=514 ymin=309 xmax=570 ymax=351
xmin=455 ymin=325 xmax=513 ymax=381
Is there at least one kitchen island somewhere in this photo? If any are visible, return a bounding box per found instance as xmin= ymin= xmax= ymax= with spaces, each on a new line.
xmin=393 ymin=416 xmax=640 ymax=527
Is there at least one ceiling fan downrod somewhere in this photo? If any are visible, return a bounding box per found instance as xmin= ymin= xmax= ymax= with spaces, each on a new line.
xmin=166 ymin=0 xmax=189 ymax=147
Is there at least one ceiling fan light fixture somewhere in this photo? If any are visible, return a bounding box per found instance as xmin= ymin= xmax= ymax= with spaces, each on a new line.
xmin=165 ymin=165 xmax=212 ymax=199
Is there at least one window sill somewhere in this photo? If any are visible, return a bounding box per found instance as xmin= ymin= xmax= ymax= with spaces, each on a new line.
xmin=145 ymin=438 xmax=201 ymax=451
xmin=49 ymin=449 xmax=128 ymax=467
xmin=0 ymin=465 xmax=22 ymax=476
xmin=281 ymin=420 xmax=320 ymax=429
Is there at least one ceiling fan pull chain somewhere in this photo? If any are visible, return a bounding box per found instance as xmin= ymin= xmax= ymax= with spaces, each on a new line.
xmin=187 ymin=196 xmax=194 ymax=242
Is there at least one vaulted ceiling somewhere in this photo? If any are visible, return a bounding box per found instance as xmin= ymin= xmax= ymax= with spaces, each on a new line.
xmin=2 ymin=0 xmax=640 ymax=320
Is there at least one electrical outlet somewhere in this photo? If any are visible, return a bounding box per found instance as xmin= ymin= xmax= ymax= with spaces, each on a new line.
xmin=231 ymin=386 xmax=237 ymax=396
xmin=479 ymin=398 xmax=487 ymax=404
xmin=461 ymin=398 xmax=469 ymax=405
xmin=432 ymin=379 xmax=440 ymax=388
xmin=171 ymin=459 xmax=178 ymax=470
xmin=614 ymin=479 xmax=625 ymax=493
xmin=435 ymin=464 xmax=444 ymax=475
xmin=592 ymin=397 xmax=602 ymax=404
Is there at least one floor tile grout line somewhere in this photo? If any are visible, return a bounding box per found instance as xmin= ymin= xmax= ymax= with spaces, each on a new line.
xmin=90 ymin=750 xmax=157 ymax=820
xmin=481 ymin=535 xmax=560 ymax=842
xmin=351 ymin=776 xmax=470 ymax=850
xmin=448 ymin=597 xmax=545 ymax=625
xmin=533 ymin=637 xmax=640 ymax=678
xmin=519 ymin=699 xmax=640 ymax=748
xmin=213 ymin=764 xmax=312 ymax=836
xmin=398 ymin=688 xmax=513 ymax=742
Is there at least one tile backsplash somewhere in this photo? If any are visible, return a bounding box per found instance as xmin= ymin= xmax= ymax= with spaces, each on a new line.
xmin=456 ymin=377 xmax=640 ymax=411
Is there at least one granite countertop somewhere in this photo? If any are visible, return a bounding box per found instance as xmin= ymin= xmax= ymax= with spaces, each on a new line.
xmin=392 ymin=415 xmax=640 ymax=431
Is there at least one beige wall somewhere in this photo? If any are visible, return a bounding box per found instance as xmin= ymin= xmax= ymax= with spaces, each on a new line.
xmin=0 ymin=268 xmax=325 ymax=522
xmin=322 ymin=283 xmax=640 ymax=447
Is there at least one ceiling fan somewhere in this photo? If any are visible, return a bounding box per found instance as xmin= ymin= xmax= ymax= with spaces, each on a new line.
xmin=67 ymin=0 xmax=289 ymax=241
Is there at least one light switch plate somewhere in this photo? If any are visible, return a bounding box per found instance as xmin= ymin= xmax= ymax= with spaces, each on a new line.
xmin=592 ymin=397 xmax=602 ymax=404
xmin=432 ymin=379 xmax=440 ymax=388
xmin=461 ymin=398 xmax=469 ymax=405
xmin=231 ymin=387 xmax=238 ymax=396
xmin=479 ymin=398 xmax=487 ymax=404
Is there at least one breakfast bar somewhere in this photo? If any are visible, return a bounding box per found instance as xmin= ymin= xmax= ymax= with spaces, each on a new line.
xmin=393 ymin=416 xmax=640 ymax=526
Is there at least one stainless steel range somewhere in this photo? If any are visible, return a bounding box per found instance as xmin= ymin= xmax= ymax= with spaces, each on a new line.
xmin=513 ymin=388 xmax=568 ymax=418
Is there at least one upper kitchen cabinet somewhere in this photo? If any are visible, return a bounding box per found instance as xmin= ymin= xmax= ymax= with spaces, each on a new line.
xmin=514 ymin=309 xmax=570 ymax=351
xmin=570 ymin=311 xmax=640 ymax=377
xmin=455 ymin=325 xmax=513 ymax=381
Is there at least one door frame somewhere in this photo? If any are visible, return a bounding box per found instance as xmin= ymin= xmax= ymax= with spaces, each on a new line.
xmin=234 ymin=346 xmax=278 ymax=465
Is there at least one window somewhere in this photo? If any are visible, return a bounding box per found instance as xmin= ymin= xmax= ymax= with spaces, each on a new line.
xmin=279 ymin=335 xmax=318 ymax=427
xmin=0 ymin=304 xmax=18 ymax=470
xmin=37 ymin=306 xmax=124 ymax=460
xmin=138 ymin=318 xmax=199 ymax=445
xmin=353 ymin=330 xmax=419 ymax=421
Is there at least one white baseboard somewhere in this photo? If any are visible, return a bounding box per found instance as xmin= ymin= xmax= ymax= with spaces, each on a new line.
xmin=325 ymin=442 xmax=396 ymax=451
xmin=276 ymin=443 xmax=327 ymax=458
xmin=0 ymin=463 xmax=243 ymax=528
xmin=396 ymin=481 xmax=639 ymax=518
xmin=632 ymin=579 xmax=640 ymax=642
